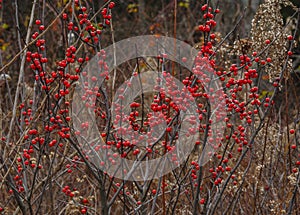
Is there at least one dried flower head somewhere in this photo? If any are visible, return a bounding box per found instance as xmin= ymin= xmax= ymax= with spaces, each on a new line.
xmin=250 ymin=0 xmax=295 ymax=82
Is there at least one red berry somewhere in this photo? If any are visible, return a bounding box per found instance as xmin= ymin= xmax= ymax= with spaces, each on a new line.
xmin=287 ymin=35 xmax=293 ymax=40
xmin=39 ymin=25 xmax=45 ymax=31
xmin=62 ymin=13 xmax=68 ymax=20
xmin=133 ymin=149 xmax=140 ymax=155
xmin=101 ymin=8 xmax=107 ymax=15
xmin=290 ymin=129 xmax=295 ymax=134
xmin=109 ymin=2 xmax=115 ymax=9
xmin=35 ymin=19 xmax=41 ymax=25
xmin=198 ymin=25 xmax=204 ymax=31
xmin=199 ymin=198 xmax=205 ymax=204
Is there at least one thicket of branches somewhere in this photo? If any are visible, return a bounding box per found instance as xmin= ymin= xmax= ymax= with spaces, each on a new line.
xmin=0 ymin=0 xmax=300 ymax=214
